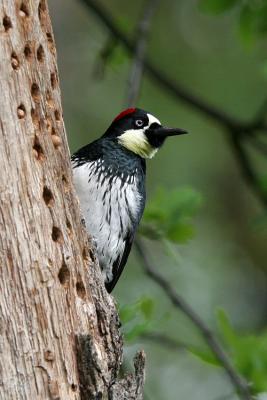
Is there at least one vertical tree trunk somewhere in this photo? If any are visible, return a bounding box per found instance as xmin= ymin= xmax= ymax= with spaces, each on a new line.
xmin=0 ymin=1 xmax=145 ymax=399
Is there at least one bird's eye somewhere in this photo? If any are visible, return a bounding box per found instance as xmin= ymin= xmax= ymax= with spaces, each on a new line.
xmin=135 ymin=119 xmax=144 ymax=128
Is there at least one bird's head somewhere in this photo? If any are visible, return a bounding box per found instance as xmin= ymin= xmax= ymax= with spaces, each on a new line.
xmin=103 ymin=108 xmax=187 ymax=159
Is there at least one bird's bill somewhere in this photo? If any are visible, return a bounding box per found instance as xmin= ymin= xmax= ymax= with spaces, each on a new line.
xmin=154 ymin=126 xmax=188 ymax=137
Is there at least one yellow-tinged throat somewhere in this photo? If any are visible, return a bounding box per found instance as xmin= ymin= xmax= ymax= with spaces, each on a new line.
xmin=118 ymin=129 xmax=158 ymax=159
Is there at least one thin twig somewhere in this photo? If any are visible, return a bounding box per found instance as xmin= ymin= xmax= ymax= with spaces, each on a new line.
xmin=126 ymin=0 xmax=159 ymax=107
xmin=135 ymin=238 xmax=252 ymax=400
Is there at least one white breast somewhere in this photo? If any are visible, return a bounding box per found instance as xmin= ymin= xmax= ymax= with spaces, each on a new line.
xmin=72 ymin=160 xmax=141 ymax=283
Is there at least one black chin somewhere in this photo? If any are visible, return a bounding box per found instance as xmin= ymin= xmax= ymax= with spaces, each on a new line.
xmin=146 ymin=130 xmax=166 ymax=148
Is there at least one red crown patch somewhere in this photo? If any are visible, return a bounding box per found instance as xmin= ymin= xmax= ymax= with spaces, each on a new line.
xmin=113 ymin=108 xmax=136 ymax=122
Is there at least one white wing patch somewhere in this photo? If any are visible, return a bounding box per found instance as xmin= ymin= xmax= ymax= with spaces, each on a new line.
xmin=72 ymin=160 xmax=142 ymax=283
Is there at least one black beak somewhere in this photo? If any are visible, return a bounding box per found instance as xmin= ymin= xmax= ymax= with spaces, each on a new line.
xmin=154 ymin=126 xmax=188 ymax=137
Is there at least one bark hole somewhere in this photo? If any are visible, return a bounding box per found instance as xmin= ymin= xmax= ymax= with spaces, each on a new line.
xmin=76 ymin=281 xmax=86 ymax=299
xmin=58 ymin=263 xmax=70 ymax=287
xmin=24 ymin=44 xmax=32 ymax=59
xmin=50 ymin=72 xmax=57 ymax=89
xmin=38 ymin=0 xmax=47 ymax=27
xmin=51 ymin=226 xmax=63 ymax=243
xmin=33 ymin=136 xmax=45 ymax=160
xmin=37 ymin=44 xmax=45 ymax=62
xmin=54 ymin=109 xmax=61 ymax=122
xmin=17 ymin=104 xmax=26 ymax=119
xmin=46 ymin=32 xmax=55 ymax=53
xmin=38 ymin=0 xmax=46 ymax=15
xmin=3 ymin=15 xmax=12 ymax=31
xmin=62 ymin=174 xmax=67 ymax=186
xmin=11 ymin=52 xmax=19 ymax=70
xmin=89 ymin=249 xmax=95 ymax=262
xmin=43 ymin=186 xmax=54 ymax=206
xmin=71 ymin=384 xmax=78 ymax=392
xmin=46 ymin=90 xmax=54 ymax=108
xmin=31 ymin=83 xmax=40 ymax=102
xmin=19 ymin=2 xmax=30 ymax=18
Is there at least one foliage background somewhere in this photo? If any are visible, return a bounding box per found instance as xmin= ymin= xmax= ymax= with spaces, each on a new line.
xmin=49 ymin=1 xmax=267 ymax=399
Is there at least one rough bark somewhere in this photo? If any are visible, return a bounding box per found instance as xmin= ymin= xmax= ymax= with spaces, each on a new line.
xmin=0 ymin=1 xmax=145 ymax=399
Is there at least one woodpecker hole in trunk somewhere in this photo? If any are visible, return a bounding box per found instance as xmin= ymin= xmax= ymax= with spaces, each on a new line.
xmin=24 ymin=44 xmax=32 ymax=60
xmin=11 ymin=52 xmax=20 ymax=70
xmin=43 ymin=186 xmax=54 ymax=206
xmin=37 ymin=44 xmax=45 ymax=62
xmin=52 ymin=226 xmax=63 ymax=243
xmin=17 ymin=104 xmax=26 ymax=119
xmin=3 ymin=15 xmax=12 ymax=31
xmin=31 ymin=83 xmax=40 ymax=102
xmin=19 ymin=2 xmax=30 ymax=18
xmin=33 ymin=136 xmax=45 ymax=161
xmin=58 ymin=263 xmax=70 ymax=287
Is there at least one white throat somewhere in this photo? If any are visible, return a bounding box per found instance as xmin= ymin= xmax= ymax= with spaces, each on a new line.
xmin=118 ymin=113 xmax=161 ymax=159
xmin=118 ymin=129 xmax=158 ymax=158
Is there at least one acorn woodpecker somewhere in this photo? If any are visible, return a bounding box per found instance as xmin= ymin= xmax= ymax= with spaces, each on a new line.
xmin=71 ymin=108 xmax=187 ymax=293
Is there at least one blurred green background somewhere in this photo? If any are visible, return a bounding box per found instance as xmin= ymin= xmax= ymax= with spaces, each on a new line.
xmin=49 ymin=1 xmax=267 ymax=399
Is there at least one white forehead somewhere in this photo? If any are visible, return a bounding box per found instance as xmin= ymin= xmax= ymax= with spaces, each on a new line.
xmin=147 ymin=113 xmax=161 ymax=127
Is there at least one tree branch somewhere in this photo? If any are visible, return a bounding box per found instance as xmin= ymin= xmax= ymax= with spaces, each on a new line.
xmin=135 ymin=238 xmax=252 ymax=400
xmin=126 ymin=0 xmax=159 ymax=107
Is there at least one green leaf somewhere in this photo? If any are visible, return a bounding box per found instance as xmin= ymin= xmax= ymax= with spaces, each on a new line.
xmin=125 ymin=322 xmax=152 ymax=342
xmin=239 ymin=3 xmax=267 ymax=45
xmin=216 ymin=309 xmax=267 ymax=394
xmin=189 ymin=346 xmax=220 ymax=366
xmin=119 ymin=297 xmax=156 ymax=342
xmin=119 ymin=304 xmax=138 ymax=324
xmin=167 ymin=222 xmax=195 ymax=243
xmin=108 ymin=45 xmax=128 ymax=68
xmin=198 ymin=0 xmax=239 ymax=14
xmin=217 ymin=308 xmax=238 ymax=346
xmin=141 ymin=187 xmax=202 ymax=244
xmin=139 ymin=297 xmax=154 ymax=319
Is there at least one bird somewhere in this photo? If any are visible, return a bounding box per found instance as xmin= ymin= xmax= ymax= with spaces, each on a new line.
xmin=71 ymin=108 xmax=187 ymax=293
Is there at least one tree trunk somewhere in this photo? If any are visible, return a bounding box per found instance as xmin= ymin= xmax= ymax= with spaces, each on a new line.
xmin=0 ymin=1 xmax=145 ymax=399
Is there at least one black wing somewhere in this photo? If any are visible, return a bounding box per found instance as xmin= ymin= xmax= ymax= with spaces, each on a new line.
xmin=71 ymin=139 xmax=103 ymax=166
xmin=105 ymin=232 xmax=135 ymax=293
